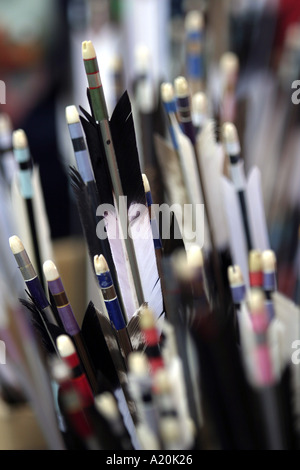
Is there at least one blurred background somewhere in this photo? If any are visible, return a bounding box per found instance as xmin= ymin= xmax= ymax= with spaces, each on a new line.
xmin=0 ymin=0 xmax=300 ymax=315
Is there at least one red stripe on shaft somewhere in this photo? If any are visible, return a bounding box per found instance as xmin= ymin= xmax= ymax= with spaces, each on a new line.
xmin=249 ymin=271 xmax=263 ymax=287
xmin=144 ymin=328 xmax=159 ymax=346
xmin=64 ymin=351 xmax=79 ymax=369
xmin=62 ymin=351 xmax=94 ymax=406
xmin=149 ymin=357 xmax=164 ymax=374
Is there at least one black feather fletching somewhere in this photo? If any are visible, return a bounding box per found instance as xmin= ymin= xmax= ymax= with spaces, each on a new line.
xmin=127 ymin=308 xmax=145 ymax=352
xmin=109 ymin=91 xmax=146 ymax=208
xmin=69 ymin=166 xmax=103 ymax=263
xmin=80 ymin=91 xmax=146 ymax=209
xmin=162 ymin=211 xmax=185 ymax=256
xmin=69 ymin=166 xmax=125 ymax=315
xmin=79 ymin=107 xmax=114 ymax=207
xmin=81 ymin=301 xmax=121 ymax=389
xmin=80 ymin=90 xmax=164 ymax=319
xmin=81 ymin=301 xmax=141 ymax=423
xmin=19 ymin=294 xmax=65 ymax=356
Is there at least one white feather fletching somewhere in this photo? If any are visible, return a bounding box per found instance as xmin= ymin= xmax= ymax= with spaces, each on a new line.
xmin=128 ymin=203 xmax=164 ymax=320
xmin=247 ymin=167 xmax=270 ymax=251
xmin=104 ymin=203 xmax=164 ymax=322
xmin=153 ymin=134 xmax=189 ymax=209
xmin=104 ymin=209 xmax=139 ymax=321
xmin=196 ymin=119 xmax=229 ymax=250
xmin=221 ymin=165 xmax=270 ymax=287
xmin=171 ymin=113 xmax=209 ymax=250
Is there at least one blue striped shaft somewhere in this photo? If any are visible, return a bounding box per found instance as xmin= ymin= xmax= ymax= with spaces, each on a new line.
xmin=263 ymin=271 xmax=276 ymax=292
xmin=162 ymin=100 xmax=179 ymax=151
xmin=96 ymin=267 xmax=133 ymax=359
xmin=13 ymin=248 xmax=58 ymax=325
xmin=163 ymin=98 xmax=177 ymax=115
xmin=68 ymin=121 xmax=94 ymax=184
xmin=186 ymin=30 xmax=204 ymax=81
xmin=14 ymin=146 xmax=33 ymax=199
xmin=96 ymin=270 xmax=126 ymax=330
xmin=176 ymin=95 xmax=196 ymax=145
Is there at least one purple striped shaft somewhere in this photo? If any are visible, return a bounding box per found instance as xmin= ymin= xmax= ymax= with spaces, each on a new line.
xmin=230 ymin=284 xmax=246 ymax=305
xmin=47 ymin=277 xmax=80 ymax=336
xmin=176 ymin=95 xmax=196 ymax=145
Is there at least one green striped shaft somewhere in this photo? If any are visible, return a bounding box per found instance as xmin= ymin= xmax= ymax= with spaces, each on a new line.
xmin=83 ymin=47 xmax=145 ymax=307
xmin=83 ymin=55 xmax=109 ymax=123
